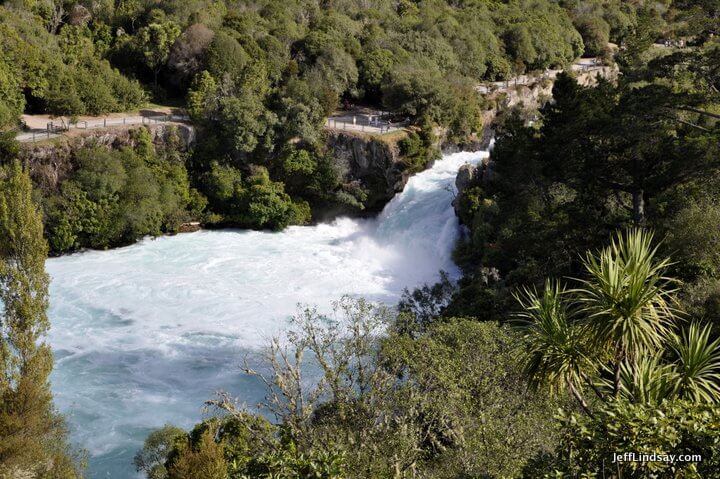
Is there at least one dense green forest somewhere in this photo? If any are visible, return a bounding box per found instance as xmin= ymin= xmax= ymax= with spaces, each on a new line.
xmin=451 ymin=7 xmax=720 ymax=326
xmin=2 ymin=0 xmax=720 ymax=478
xmin=126 ymin=2 xmax=720 ymax=479
xmin=1 ymin=0 xmax=652 ymax=254
xmin=133 ymin=230 xmax=720 ymax=478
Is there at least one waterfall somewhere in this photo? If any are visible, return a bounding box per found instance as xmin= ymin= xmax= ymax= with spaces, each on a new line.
xmin=46 ymin=150 xmax=488 ymax=478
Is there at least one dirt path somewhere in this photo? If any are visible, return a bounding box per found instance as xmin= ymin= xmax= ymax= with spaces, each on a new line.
xmin=16 ymin=106 xmax=187 ymax=143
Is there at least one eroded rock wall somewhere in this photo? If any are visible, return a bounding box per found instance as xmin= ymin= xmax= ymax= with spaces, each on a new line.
xmin=325 ymin=129 xmax=411 ymax=213
xmin=20 ymin=124 xmax=195 ymax=192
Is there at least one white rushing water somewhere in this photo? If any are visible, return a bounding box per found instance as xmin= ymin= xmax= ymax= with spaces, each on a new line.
xmin=47 ymin=150 xmax=487 ymax=478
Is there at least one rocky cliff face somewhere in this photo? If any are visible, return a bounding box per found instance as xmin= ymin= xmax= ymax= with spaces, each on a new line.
xmin=325 ymin=129 xmax=412 ymax=213
xmin=20 ymin=124 xmax=195 ymax=192
xmin=452 ymin=159 xmax=492 ymax=221
xmin=441 ymin=66 xmax=618 ymax=153
xmin=451 ymin=65 xmax=618 ymax=222
xmin=21 ymin=121 xmax=413 ymax=219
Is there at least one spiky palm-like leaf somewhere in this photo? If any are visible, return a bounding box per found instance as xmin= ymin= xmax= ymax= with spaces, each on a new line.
xmin=612 ymin=355 xmax=675 ymax=404
xmin=669 ymin=322 xmax=720 ymax=403
xmin=575 ymin=228 xmax=678 ymax=361
xmin=514 ymin=280 xmax=595 ymax=396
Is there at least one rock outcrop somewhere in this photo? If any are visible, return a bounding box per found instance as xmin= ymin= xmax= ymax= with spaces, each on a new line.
xmin=20 ymin=123 xmax=195 ymax=192
xmin=452 ymin=159 xmax=493 ymax=220
xmin=325 ymin=129 xmax=413 ymax=213
xmin=451 ymin=64 xmax=618 ymax=221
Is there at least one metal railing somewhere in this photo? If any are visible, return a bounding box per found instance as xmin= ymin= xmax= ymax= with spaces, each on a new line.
xmin=476 ymin=60 xmax=610 ymax=94
xmin=325 ymin=115 xmax=406 ymax=134
xmin=17 ymin=114 xmax=189 ymax=143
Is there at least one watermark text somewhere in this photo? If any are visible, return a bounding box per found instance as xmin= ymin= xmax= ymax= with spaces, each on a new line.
xmin=611 ymin=452 xmax=701 ymax=464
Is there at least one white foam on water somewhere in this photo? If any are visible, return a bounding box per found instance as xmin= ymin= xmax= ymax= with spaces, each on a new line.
xmin=47 ymin=150 xmax=488 ymax=478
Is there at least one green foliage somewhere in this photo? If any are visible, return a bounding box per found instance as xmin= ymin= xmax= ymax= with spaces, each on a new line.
xmin=511 ymin=226 xmax=720 ymax=464
xmin=0 ymin=59 xmax=24 ymax=129
xmin=516 ymin=229 xmax=720 ymax=406
xmin=168 ymin=428 xmax=227 ymax=479
xmin=525 ymin=399 xmax=720 ymax=478
xmin=358 ymin=48 xmax=394 ymax=100
xmin=280 ymin=147 xmax=315 ymax=177
xmin=660 ymin=195 xmax=720 ymax=280
xmin=578 ymin=229 xmax=676 ymax=360
xmin=154 ymin=414 xmax=346 ymax=479
xmin=218 ymin=94 xmax=277 ymax=158
xmin=204 ymin=31 xmax=249 ymax=80
xmin=247 ymin=446 xmax=346 ymax=479
xmin=0 ymin=161 xmax=82 ymax=478
xmin=135 ymin=21 xmax=182 ymax=85
xmin=202 ymin=161 xmax=243 ymax=207
xmin=187 ymin=70 xmax=217 ymax=121
xmin=515 ymin=229 xmax=720 ymax=476
xmin=575 ymin=15 xmax=610 ymax=57
xmin=0 ymin=0 xmax=654 ymax=233
xmin=42 ymin=129 xmax=200 ymax=254
xmin=452 ymin=39 xmax=720 ymax=317
xmin=134 ymin=424 xmax=186 ymax=479
xmin=514 ymin=280 xmax=596 ymax=399
xmin=199 ymin=161 xmax=310 ymax=230
xmin=398 ymin=129 xmax=435 ymax=174
xmin=669 ymin=322 xmax=720 ymax=403
xmin=242 ymin=167 xmax=310 ymax=230
xmin=0 ymin=6 xmax=145 ymax=116
xmin=383 ymin=319 xmax=560 ymax=477
xmin=148 ymin=299 xmax=559 ymax=479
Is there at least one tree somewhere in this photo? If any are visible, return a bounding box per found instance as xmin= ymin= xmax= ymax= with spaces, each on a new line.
xmin=0 ymin=161 xmax=80 ymax=477
xmin=578 ymin=228 xmax=677 ymax=396
xmin=241 ymin=167 xmax=310 ymax=230
xmin=167 ymin=23 xmax=215 ymax=89
xmin=525 ymin=399 xmax=720 ymax=477
xmin=545 ymin=74 xmax=720 ymax=225
xmin=135 ymin=21 xmax=182 ymax=86
xmin=574 ymin=15 xmax=610 ymax=57
xmin=383 ymin=319 xmax=560 ymax=478
xmin=209 ymin=298 xmax=399 ymax=476
xmin=168 ymin=429 xmax=227 ymax=479
xmin=203 ymin=31 xmax=248 ymax=81
xmin=0 ymin=59 xmax=24 ymax=129
xmin=187 ymin=70 xmax=218 ymax=121
xmin=134 ymin=424 xmax=186 ymax=479
xmin=359 ymin=48 xmax=394 ymax=101
xmin=217 ymin=94 xmax=277 ymax=159
xmin=148 ymin=413 xmax=345 ymax=479
xmin=516 ymin=228 xmax=720 ymax=410
xmin=517 ymin=229 xmax=720 ymax=476
xmin=515 ymin=280 xmax=597 ymax=416
xmin=668 ymin=322 xmax=720 ymax=403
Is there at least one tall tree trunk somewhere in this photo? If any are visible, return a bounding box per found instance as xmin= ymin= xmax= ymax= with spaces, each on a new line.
xmin=632 ymin=189 xmax=645 ymax=224
xmin=613 ymin=349 xmax=625 ymax=397
xmin=569 ymin=382 xmax=594 ymax=418
xmin=582 ymin=372 xmax=606 ymax=403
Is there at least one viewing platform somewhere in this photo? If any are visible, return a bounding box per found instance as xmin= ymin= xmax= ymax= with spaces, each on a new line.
xmin=325 ymin=109 xmax=407 ymax=135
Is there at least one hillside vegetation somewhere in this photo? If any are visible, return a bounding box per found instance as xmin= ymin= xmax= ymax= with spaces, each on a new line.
xmin=130 ymin=2 xmax=720 ymax=478
xmin=1 ymin=0 xmax=653 ymax=253
xmin=4 ymin=1 xmax=720 ymax=478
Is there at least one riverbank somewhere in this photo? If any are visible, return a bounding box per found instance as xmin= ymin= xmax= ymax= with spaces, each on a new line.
xmin=47 ymin=150 xmax=487 ymax=478
xmin=20 ymin=121 xmax=439 ymax=257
